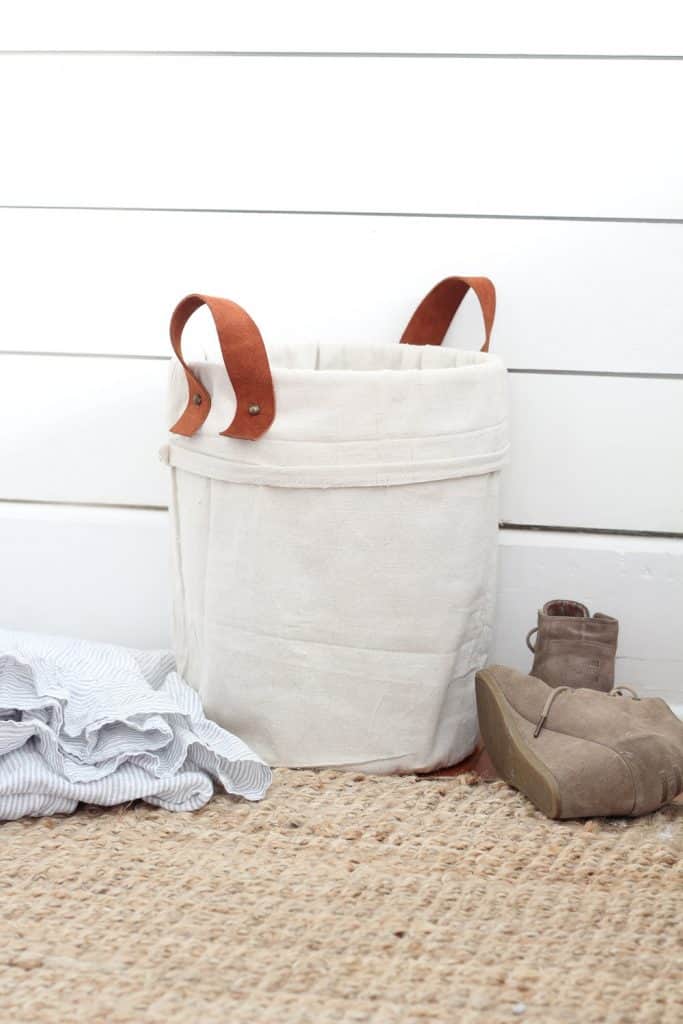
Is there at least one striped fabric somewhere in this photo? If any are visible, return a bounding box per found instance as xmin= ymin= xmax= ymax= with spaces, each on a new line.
xmin=0 ymin=628 xmax=271 ymax=819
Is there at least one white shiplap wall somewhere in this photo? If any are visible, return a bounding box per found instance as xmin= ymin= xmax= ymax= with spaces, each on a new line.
xmin=1 ymin=3 xmax=682 ymax=712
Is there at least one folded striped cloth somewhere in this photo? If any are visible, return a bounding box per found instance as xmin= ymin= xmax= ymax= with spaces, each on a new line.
xmin=0 ymin=628 xmax=271 ymax=819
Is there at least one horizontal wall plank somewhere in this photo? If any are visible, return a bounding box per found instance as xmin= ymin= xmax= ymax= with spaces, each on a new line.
xmin=1 ymin=504 xmax=679 ymax=710
xmin=0 ymin=502 xmax=170 ymax=649
xmin=2 ymin=56 xmax=683 ymax=218
xmin=1 ymin=1 xmax=681 ymax=55
xmin=2 ymin=209 xmax=683 ymax=373
xmin=0 ymin=356 xmax=169 ymax=507
xmin=2 ymin=355 xmax=682 ymax=532
xmin=502 ymin=374 xmax=683 ymax=532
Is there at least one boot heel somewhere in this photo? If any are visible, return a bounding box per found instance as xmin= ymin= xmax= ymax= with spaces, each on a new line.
xmin=475 ymin=669 xmax=562 ymax=819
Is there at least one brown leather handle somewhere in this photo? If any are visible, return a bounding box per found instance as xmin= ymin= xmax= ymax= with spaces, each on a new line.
xmin=399 ymin=276 xmax=496 ymax=352
xmin=169 ymin=293 xmax=275 ymax=441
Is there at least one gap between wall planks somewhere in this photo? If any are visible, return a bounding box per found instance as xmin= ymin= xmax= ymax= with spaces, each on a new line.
xmin=0 ymin=500 xmax=680 ymax=541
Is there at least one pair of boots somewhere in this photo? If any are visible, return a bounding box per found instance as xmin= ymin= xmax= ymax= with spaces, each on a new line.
xmin=476 ymin=600 xmax=683 ymax=819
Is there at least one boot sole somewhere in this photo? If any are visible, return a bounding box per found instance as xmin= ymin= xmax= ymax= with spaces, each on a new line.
xmin=475 ymin=669 xmax=562 ymax=819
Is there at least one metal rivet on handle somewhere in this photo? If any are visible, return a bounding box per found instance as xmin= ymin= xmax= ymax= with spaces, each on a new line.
xmin=248 ymin=403 xmax=261 ymax=416
xmin=192 ymin=393 xmax=203 ymax=406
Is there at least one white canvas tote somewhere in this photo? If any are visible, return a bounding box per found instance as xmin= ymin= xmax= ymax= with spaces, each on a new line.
xmin=161 ymin=277 xmax=509 ymax=773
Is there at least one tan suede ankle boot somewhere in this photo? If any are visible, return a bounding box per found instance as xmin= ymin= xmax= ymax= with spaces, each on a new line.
xmin=527 ymin=599 xmax=618 ymax=691
xmin=476 ymin=665 xmax=683 ymax=819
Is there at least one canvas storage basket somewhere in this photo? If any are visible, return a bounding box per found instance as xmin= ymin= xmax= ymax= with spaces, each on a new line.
xmin=161 ymin=277 xmax=509 ymax=773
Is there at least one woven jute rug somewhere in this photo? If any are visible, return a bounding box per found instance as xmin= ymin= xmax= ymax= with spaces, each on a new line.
xmin=1 ymin=770 xmax=681 ymax=1024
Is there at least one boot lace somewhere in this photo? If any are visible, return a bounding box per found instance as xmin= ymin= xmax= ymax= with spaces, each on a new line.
xmin=609 ymin=685 xmax=640 ymax=700
xmin=533 ymin=686 xmax=570 ymax=738
xmin=533 ymin=684 xmax=641 ymax=738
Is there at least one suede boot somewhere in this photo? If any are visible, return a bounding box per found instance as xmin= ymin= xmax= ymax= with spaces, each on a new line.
xmin=475 ymin=665 xmax=683 ymax=818
xmin=527 ymin=599 xmax=618 ymax=691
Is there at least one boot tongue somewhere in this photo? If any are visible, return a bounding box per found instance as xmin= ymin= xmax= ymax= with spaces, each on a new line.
xmin=543 ymin=599 xmax=589 ymax=618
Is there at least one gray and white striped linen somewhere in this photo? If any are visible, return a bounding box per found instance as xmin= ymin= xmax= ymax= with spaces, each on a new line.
xmin=0 ymin=628 xmax=271 ymax=819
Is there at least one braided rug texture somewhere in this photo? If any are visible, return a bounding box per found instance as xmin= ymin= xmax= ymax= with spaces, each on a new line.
xmin=1 ymin=769 xmax=681 ymax=1024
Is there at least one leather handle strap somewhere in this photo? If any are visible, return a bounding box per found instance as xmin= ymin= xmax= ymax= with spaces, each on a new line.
xmin=170 ymin=293 xmax=275 ymax=440
xmin=399 ymin=276 xmax=496 ymax=352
